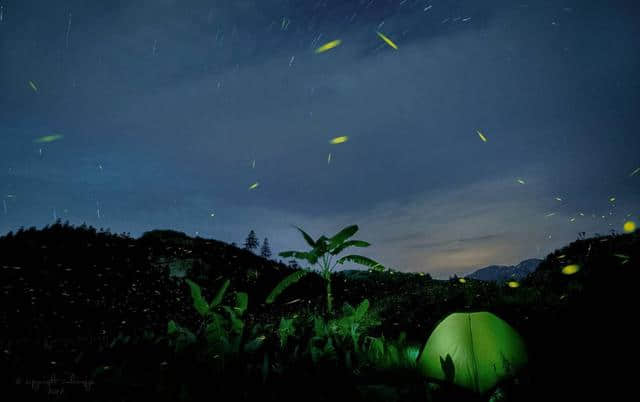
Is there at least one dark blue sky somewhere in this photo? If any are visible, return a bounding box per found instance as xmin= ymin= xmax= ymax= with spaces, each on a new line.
xmin=1 ymin=0 xmax=639 ymax=277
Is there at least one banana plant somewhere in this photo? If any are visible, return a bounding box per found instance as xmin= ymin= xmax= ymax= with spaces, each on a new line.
xmin=168 ymin=278 xmax=265 ymax=360
xmin=267 ymin=224 xmax=385 ymax=314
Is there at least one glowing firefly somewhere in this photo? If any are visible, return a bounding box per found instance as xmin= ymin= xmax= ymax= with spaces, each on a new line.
xmin=561 ymin=264 xmax=580 ymax=275
xmin=34 ymin=135 xmax=63 ymax=143
xmin=249 ymin=182 xmax=259 ymax=190
xmin=329 ymin=136 xmax=348 ymax=144
xmin=376 ymin=31 xmax=398 ymax=50
xmin=623 ymin=221 xmax=636 ymax=233
xmin=315 ymin=39 xmax=341 ymax=53
xmin=476 ymin=130 xmax=488 ymax=142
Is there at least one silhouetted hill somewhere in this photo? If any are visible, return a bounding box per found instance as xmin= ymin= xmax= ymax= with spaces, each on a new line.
xmin=0 ymin=223 xmax=637 ymax=401
xmin=466 ymin=259 xmax=542 ymax=281
xmin=0 ymin=222 xmax=324 ymax=342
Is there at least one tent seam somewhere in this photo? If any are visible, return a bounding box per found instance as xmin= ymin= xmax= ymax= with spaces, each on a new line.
xmin=468 ymin=314 xmax=480 ymax=392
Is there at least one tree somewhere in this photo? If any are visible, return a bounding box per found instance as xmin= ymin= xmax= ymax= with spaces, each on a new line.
xmin=260 ymin=237 xmax=272 ymax=259
xmin=266 ymin=224 xmax=385 ymax=315
xmin=243 ymin=230 xmax=259 ymax=252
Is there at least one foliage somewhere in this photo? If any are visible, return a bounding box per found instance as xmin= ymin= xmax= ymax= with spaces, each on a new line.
xmin=167 ymin=278 xmax=264 ymax=366
xmin=2 ymin=223 xmax=638 ymax=401
xmin=273 ymin=224 xmax=385 ymax=314
xmin=265 ymin=270 xmax=309 ymax=304
xmin=273 ymin=298 xmax=383 ymax=370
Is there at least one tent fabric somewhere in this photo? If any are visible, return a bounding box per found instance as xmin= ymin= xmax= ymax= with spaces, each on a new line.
xmin=417 ymin=312 xmax=527 ymax=394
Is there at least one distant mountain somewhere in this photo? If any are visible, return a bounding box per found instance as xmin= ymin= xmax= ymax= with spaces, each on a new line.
xmin=466 ymin=258 xmax=542 ymax=281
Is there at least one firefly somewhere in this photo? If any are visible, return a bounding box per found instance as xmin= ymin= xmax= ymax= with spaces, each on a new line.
xmin=623 ymin=221 xmax=636 ymax=233
xmin=376 ymin=31 xmax=398 ymax=50
xmin=329 ymin=136 xmax=348 ymax=144
xmin=561 ymin=264 xmax=580 ymax=275
xmin=315 ymin=39 xmax=341 ymax=53
xmin=34 ymin=135 xmax=63 ymax=143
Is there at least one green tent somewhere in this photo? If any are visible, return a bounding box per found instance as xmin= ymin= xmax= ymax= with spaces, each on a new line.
xmin=417 ymin=312 xmax=527 ymax=394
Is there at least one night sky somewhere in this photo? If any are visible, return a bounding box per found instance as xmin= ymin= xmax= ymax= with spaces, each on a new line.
xmin=1 ymin=0 xmax=639 ymax=278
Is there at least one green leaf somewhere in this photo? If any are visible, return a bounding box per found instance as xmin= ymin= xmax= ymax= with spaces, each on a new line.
xmin=211 ymin=279 xmax=230 ymax=307
xmin=234 ymin=292 xmax=249 ymax=316
xmin=387 ymin=344 xmax=400 ymax=365
xmin=307 ymin=250 xmax=319 ymax=264
xmin=278 ymin=250 xmax=318 ymax=264
xmin=185 ymin=278 xmax=209 ymax=316
xmin=294 ymin=226 xmax=316 ymax=247
xmin=168 ymin=320 xmax=179 ymax=335
xmin=329 ymin=240 xmax=370 ymax=255
xmin=226 ymin=308 xmax=244 ymax=334
xmin=313 ymin=316 xmax=327 ymax=338
xmin=397 ymin=331 xmax=407 ymax=346
xmin=278 ymin=317 xmax=295 ymax=348
xmin=266 ymin=270 xmax=309 ymax=304
xmin=336 ymin=255 xmax=385 ymax=271
xmin=328 ymin=225 xmax=359 ymax=250
xmin=355 ymin=299 xmax=369 ymax=321
xmin=314 ymin=236 xmax=329 ymax=254
xmin=205 ymin=313 xmax=227 ymax=347
xmin=368 ymin=336 xmax=385 ymax=360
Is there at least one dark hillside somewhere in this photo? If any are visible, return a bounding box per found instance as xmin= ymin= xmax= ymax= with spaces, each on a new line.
xmin=0 ymin=223 xmax=638 ymax=401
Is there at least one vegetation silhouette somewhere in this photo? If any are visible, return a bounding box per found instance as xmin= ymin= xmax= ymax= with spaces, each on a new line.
xmin=0 ymin=221 xmax=637 ymax=401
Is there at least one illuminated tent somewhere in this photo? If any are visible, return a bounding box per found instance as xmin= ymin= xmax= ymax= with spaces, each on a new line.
xmin=417 ymin=312 xmax=527 ymax=394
